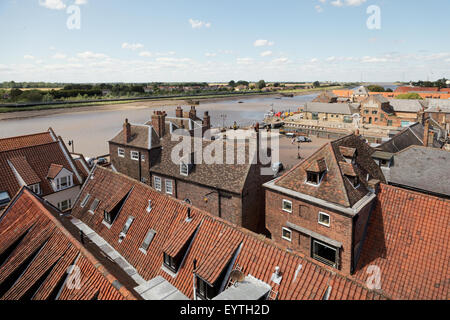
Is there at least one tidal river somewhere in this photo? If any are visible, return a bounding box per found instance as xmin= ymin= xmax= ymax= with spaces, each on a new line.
xmin=0 ymin=94 xmax=317 ymax=157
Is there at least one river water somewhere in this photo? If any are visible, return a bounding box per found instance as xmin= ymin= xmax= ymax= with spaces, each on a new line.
xmin=0 ymin=94 xmax=318 ymax=157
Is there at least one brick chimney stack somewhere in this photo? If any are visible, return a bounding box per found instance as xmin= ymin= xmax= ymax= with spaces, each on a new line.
xmin=124 ymin=119 xmax=131 ymax=143
xmin=152 ymin=111 xmax=166 ymax=138
xmin=189 ymin=106 xmax=197 ymax=120
xmin=203 ymin=111 xmax=211 ymax=129
xmin=176 ymin=106 xmax=183 ymax=118
xmin=423 ymin=119 xmax=430 ymax=147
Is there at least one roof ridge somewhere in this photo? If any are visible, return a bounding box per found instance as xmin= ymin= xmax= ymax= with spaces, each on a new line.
xmin=0 ymin=131 xmax=51 ymax=142
xmin=328 ymin=142 xmax=351 ymax=207
xmin=0 ymin=140 xmax=59 ymax=154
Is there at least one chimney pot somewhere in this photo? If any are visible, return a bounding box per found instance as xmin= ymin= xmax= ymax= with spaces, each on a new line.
xmin=124 ymin=119 xmax=131 ymax=143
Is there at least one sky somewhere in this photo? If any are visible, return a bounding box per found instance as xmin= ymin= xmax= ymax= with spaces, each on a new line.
xmin=0 ymin=0 xmax=449 ymax=83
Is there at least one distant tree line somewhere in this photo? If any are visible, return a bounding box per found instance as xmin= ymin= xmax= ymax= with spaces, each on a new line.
xmin=367 ymin=85 xmax=393 ymax=92
xmin=410 ymin=78 xmax=448 ymax=88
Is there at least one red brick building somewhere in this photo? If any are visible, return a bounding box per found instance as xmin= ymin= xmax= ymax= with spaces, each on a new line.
xmin=264 ymin=134 xmax=386 ymax=274
xmin=109 ymin=106 xmax=271 ymax=234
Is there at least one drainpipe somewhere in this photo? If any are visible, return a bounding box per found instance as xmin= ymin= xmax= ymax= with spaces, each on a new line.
xmin=138 ymin=151 xmax=142 ymax=182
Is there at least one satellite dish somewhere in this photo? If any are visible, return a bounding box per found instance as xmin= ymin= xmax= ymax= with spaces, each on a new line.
xmin=229 ymin=270 xmax=245 ymax=283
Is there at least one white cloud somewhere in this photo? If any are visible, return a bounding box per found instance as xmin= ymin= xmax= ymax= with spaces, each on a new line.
xmin=254 ymin=39 xmax=275 ymax=47
xmin=237 ymin=58 xmax=253 ymax=65
xmin=24 ymin=55 xmax=35 ymax=60
xmin=77 ymin=51 xmax=109 ymax=59
xmin=52 ymin=53 xmax=67 ymax=59
xmin=205 ymin=53 xmax=217 ymax=57
xmin=75 ymin=0 xmax=88 ymax=4
xmin=139 ymin=51 xmax=152 ymax=57
xmin=326 ymin=56 xmax=336 ymax=62
xmin=39 ymin=0 xmax=66 ymax=10
xmin=122 ymin=42 xmax=144 ymax=51
xmin=331 ymin=0 xmax=366 ymax=7
xmin=260 ymin=51 xmax=273 ymax=57
xmin=310 ymin=58 xmax=319 ymax=63
xmin=315 ymin=5 xmax=324 ymax=13
xmin=272 ymin=57 xmax=289 ymax=64
xmin=189 ymin=19 xmax=211 ymax=29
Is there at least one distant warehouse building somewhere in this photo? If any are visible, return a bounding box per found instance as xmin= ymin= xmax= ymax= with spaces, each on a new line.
xmin=300 ymin=102 xmax=359 ymax=123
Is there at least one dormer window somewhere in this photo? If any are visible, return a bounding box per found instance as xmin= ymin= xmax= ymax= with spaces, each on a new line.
xmin=305 ymin=158 xmax=327 ymax=186
xmin=339 ymin=147 xmax=357 ymax=164
xmin=103 ymin=189 xmax=131 ymax=227
xmin=346 ymin=175 xmax=360 ymax=188
xmin=339 ymin=161 xmax=360 ymax=188
xmin=29 ymin=184 xmax=41 ymax=195
xmin=0 ymin=191 xmax=11 ymax=207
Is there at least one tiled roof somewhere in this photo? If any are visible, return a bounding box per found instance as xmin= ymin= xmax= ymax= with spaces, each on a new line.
xmin=47 ymin=164 xmax=64 ymax=179
xmin=0 ymin=132 xmax=54 ymax=152
xmin=354 ymin=184 xmax=450 ymax=300
xmin=339 ymin=162 xmax=357 ymax=177
xmin=8 ymin=156 xmax=41 ymax=185
xmin=274 ymin=134 xmax=386 ymax=207
xmin=395 ymin=86 xmax=440 ymax=93
xmin=0 ymin=188 xmax=136 ymax=300
xmin=306 ymin=158 xmax=327 ymax=173
xmin=150 ymin=135 xmax=256 ymax=194
xmin=73 ymin=157 xmax=90 ymax=181
xmin=339 ymin=146 xmax=356 ymax=158
xmin=0 ymin=133 xmax=82 ymax=200
xmin=71 ymin=167 xmax=386 ymax=300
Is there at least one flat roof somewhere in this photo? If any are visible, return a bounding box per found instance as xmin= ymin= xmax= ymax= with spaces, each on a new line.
xmin=213 ymin=275 xmax=271 ymax=300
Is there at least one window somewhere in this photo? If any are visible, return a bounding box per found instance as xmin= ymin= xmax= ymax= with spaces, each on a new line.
xmin=346 ymin=175 xmax=360 ymax=188
xmin=282 ymin=200 xmax=292 ymax=213
xmin=311 ymin=112 xmax=319 ymax=120
xmin=103 ymin=191 xmax=130 ymax=226
xmin=58 ymin=199 xmax=72 ymax=211
xmin=372 ymin=111 xmax=378 ymax=115
xmin=141 ymin=155 xmax=145 ymax=162
xmin=387 ymin=120 xmax=393 ymax=126
xmin=118 ymin=148 xmax=125 ymax=158
xmin=140 ymin=229 xmax=156 ymax=252
xmin=375 ymin=118 xmax=378 ymax=122
xmin=154 ymin=176 xmax=162 ymax=191
xmin=163 ymin=253 xmax=178 ymax=273
xmin=364 ymin=110 xmax=369 ymax=114
xmin=131 ymin=151 xmax=139 ymax=161
xmin=180 ymin=163 xmax=189 ymax=176
xmin=56 ymin=175 xmax=73 ymax=191
xmin=29 ymin=184 xmax=41 ymax=195
xmin=282 ymin=228 xmax=292 ymax=242
xmin=80 ymin=194 xmax=90 ymax=208
xmin=89 ymin=199 xmax=100 ymax=213
xmin=0 ymin=191 xmax=11 ymax=206
xmin=165 ymin=180 xmax=173 ymax=195
xmin=119 ymin=216 xmax=135 ymax=242
xmin=380 ymin=113 xmax=384 ymax=119
xmin=312 ymin=240 xmax=338 ymax=268
xmin=318 ymin=212 xmax=330 ymax=227
xmin=307 ymin=170 xmax=326 ymax=185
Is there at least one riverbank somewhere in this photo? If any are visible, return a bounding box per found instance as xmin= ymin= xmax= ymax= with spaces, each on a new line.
xmin=0 ymin=87 xmax=340 ymax=121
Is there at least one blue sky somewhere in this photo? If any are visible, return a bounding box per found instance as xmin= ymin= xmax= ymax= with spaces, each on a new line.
xmin=0 ymin=0 xmax=449 ymax=82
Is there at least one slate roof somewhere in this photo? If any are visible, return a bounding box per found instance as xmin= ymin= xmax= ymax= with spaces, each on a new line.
xmin=150 ymin=135 xmax=256 ymax=194
xmin=273 ymin=134 xmax=386 ymax=207
xmin=378 ymin=121 xmax=443 ymax=153
xmin=0 ymin=188 xmax=136 ymax=300
xmin=387 ymin=99 xmax=424 ymax=113
xmin=0 ymin=130 xmax=82 ymax=202
xmin=424 ymin=99 xmax=450 ymax=113
xmin=304 ymin=102 xmax=358 ymax=115
xmin=354 ymin=184 xmax=450 ymax=300
xmin=109 ymin=124 xmax=160 ymax=150
xmin=384 ymin=145 xmax=450 ymax=197
xmin=353 ymin=86 xmax=369 ymax=95
xmin=71 ymin=166 xmax=386 ymax=300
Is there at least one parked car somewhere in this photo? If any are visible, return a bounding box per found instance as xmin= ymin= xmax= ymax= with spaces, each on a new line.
xmin=96 ymin=157 xmax=108 ymax=165
xmin=296 ymin=136 xmax=312 ymax=143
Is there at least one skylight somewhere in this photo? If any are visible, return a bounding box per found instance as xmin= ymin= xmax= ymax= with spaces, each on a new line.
xmin=0 ymin=192 xmax=11 ymax=206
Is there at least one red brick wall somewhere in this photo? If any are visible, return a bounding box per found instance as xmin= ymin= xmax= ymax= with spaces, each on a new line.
xmin=265 ymin=189 xmax=354 ymax=274
xmin=109 ymin=143 xmax=151 ymax=184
